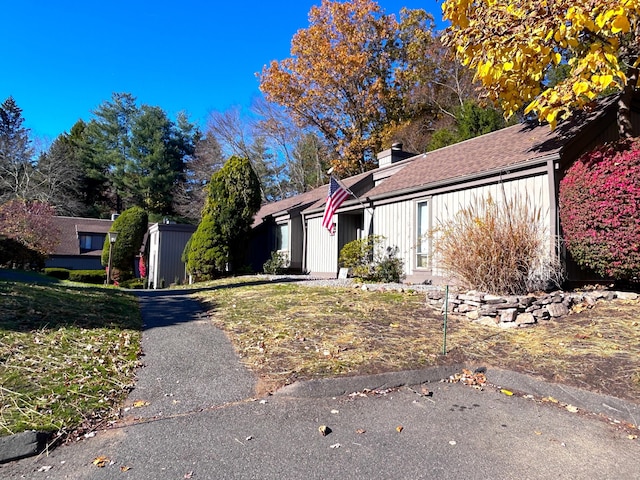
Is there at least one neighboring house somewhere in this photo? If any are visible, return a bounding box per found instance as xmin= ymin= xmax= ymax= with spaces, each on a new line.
xmin=47 ymin=216 xmax=113 ymax=270
xmin=251 ymin=93 xmax=640 ymax=283
xmin=47 ymin=216 xmax=196 ymax=289
xmin=147 ymin=222 xmax=196 ymax=289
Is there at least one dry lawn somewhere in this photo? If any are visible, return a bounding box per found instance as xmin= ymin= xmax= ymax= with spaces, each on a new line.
xmin=193 ymin=279 xmax=640 ymax=402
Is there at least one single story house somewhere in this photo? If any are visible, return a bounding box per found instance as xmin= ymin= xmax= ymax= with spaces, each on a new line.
xmin=47 ymin=217 xmax=196 ymax=289
xmin=46 ymin=216 xmax=113 ymax=270
xmin=251 ymin=93 xmax=640 ymax=284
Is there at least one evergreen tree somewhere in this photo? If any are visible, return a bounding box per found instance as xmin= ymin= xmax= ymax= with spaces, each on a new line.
xmin=101 ymin=206 xmax=148 ymax=281
xmin=80 ymin=93 xmax=198 ymax=217
xmin=186 ymin=156 xmax=261 ymax=278
xmin=427 ymin=101 xmax=512 ymax=151
xmin=87 ymin=92 xmax=138 ymax=213
xmin=67 ymin=120 xmax=112 ymax=217
xmin=0 ymin=97 xmax=35 ymax=202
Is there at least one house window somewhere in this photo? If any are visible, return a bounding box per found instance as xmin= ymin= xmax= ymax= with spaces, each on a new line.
xmin=416 ymin=200 xmax=430 ymax=268
xmin=79 ymin=234 xmax=105 ymax=252
xmin=276 ymin=223 xmax=289 ymax=251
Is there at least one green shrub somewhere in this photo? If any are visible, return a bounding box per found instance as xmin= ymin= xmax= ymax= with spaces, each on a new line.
xmin=0 ymin=238 xmax=45 ymax=269
xmin=186 ymin=155 xmax=261 ymax=279
xmin=263 ymin=251 xmax=289 ymax=275
xmin=68 ymin=270 xmax=107 ymax=284
xmin=101 ymin=206 xmax=148 ymax=281
xmin=44 ymin=268 xmax=70 ymax=280
xmin=371 ymin=246 xmax=404 ymax=283
xmin=119 ymin=278 xmax=146 ymax=289
xmin=339 ymin=235 xmax=405 ymax=283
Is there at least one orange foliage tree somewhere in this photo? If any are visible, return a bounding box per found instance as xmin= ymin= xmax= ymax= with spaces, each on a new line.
xmin=259 ymin=0 xmax=438 ymax=176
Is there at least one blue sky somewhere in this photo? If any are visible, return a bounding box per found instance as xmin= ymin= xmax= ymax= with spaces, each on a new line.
xmin=2 ymin=1 xmax=444 ymax=143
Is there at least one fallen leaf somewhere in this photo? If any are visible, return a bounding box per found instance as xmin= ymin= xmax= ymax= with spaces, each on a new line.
xmin=184 ymin=471 xmax=194 ymax=479
xmin=628 ymin=435 xmax=638 ymax=440
xmin=318 ymin=425 xmax=331 ymax=436
xmin=534 ymin=431 xmax=542 ymax=435
xmin=566 ymin=405 xmax=579 ymax=413
xmin=132 ymin=400 xmax=149 ymax=408
xmin=389 ymin=323 xmax=400 ymax=328
xmin=500 ymin=389 xmax=513 ymax=396
xmin=120 ymin=466 xmax=132 ymax=472
xmin=542 ymin=396 xmax=559 ymax=403
xmin=355 ymin=429 xmax=366 ymax=434
xmin=92 ymin=456 xmax=109 ymax=468
xmin=396 ymin=425 xmax=404 ymax=433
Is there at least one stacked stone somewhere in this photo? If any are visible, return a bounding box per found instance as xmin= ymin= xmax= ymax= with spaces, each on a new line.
xmin=426 ymin=289 xmax=637 ymax=328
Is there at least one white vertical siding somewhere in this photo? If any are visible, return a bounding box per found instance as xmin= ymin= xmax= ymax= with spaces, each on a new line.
xmin=149 ymin=229 xmax=160 ymax=288
xmin=306 ymin=216 xmax=338 ymax=276
xmin=430 ymin=174 xmax=550 ymax=276
xmin=372 ymin=200 xmax=414 ymax=277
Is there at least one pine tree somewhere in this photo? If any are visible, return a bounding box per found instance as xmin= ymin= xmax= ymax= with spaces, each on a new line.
xmin=0 ymin=97 xmax=34 ymax=202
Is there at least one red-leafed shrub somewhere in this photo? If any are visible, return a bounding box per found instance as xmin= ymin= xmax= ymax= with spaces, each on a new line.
xmin=559 ymin=138 xmax=640 ymax=280
xmin=0 ymin=200 xmax=60 ymax=268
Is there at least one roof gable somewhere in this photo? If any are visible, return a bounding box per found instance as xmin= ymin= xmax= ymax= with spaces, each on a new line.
xmin=52 ymin=216 xmax=113 ymax=256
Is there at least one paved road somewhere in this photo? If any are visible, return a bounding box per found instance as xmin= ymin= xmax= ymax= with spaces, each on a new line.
xmin=1 ymin=288 xmax=639 ymax=479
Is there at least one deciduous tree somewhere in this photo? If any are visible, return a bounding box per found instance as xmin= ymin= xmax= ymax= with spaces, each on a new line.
xmin=33 ymin=136 xmax=84 ymax=215
xmin=173 ymin=131 xmax=225 ymax=222
xmin=260 ymin=0 xmax=438 ymax=175
xmin=0 ymin=199 xmax=60 ymax=257
xmin=442 ymin=0 xmax=640 ymax=134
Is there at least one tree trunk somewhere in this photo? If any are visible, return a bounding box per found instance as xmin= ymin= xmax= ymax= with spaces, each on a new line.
xmin=617 ymin=66 xmax=638 ymax=139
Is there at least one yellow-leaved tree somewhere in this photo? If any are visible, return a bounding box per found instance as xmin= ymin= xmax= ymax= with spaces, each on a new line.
xmin=441 ymin=0 xmax=640 ymax=135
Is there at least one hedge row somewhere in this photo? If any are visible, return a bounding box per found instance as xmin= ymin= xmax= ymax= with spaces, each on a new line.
xmin=44 ymin=268 xmax=106 ymax=284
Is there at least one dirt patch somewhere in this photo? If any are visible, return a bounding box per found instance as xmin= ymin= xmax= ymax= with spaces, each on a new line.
xmin=193 ymin=282 xmax=640 ymax=402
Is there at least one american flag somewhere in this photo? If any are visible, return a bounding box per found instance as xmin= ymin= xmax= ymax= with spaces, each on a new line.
xmin=321 ymin=177 xmax=350 ymax=231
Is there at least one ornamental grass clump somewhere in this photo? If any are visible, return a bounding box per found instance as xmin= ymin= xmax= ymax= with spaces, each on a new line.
xmin=433 ymin=191 xmax=554 ymax=295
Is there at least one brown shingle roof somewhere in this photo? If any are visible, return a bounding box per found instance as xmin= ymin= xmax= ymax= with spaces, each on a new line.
xmin=364 ymin=96 xmax=617 ymax=199
xmin=252 ymin=94 xmax=619 ymax=221
xmin=252 ymin=186 xmax=328 ymax=228
xmin=52 ymin=217 xmax=113 ymax=256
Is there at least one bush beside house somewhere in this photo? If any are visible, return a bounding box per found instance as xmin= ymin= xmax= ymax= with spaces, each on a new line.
xmin=186 ymin=156 xmax=261 ymax=279
xmin=560 ymin=138 xmax=640 ymax=282
xmin=101 ymin=206 xmax=148 ymax=282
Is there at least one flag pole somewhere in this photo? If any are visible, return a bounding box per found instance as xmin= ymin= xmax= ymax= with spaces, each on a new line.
xmin=331 ymin=175 xmax=374 ymax=215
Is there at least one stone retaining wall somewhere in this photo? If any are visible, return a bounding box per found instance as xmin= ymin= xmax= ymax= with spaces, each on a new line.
xmin=426 ymin=289 xmax=639 ymax=328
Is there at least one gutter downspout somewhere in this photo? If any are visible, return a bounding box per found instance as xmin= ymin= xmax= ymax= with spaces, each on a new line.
xmin=301 ymin=211 xmax=308 ymax=273
xmin=547 ymin=155 xmax=562 ymax=264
